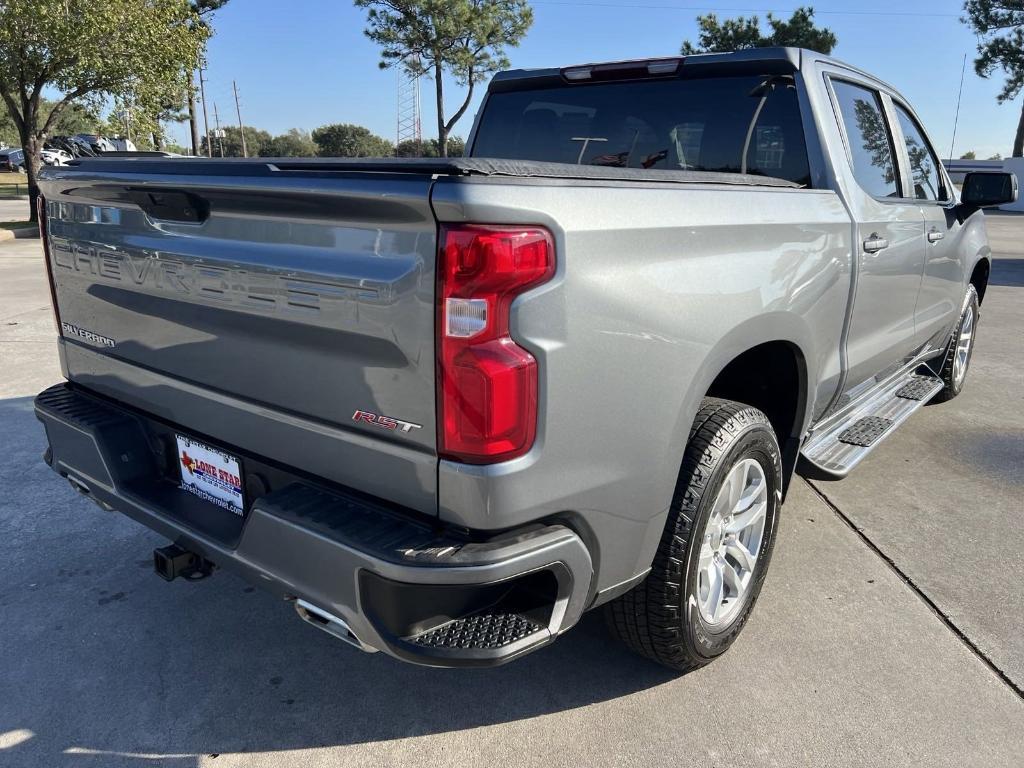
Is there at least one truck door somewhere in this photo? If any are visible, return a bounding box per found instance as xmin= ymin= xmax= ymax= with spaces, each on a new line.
xmin=829 ymin=78 xmax=926 ymax=399
xmin=890 ymin=100 xmax=965 ymax=353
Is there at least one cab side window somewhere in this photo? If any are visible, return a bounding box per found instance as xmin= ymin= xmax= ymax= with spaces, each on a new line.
xmin=893 ymin=104 xmax=946 ymax=201
xmin=831 ymin=80 xmax=900 ymax=198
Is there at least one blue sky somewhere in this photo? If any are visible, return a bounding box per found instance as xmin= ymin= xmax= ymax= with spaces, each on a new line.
xmin=176 ymin=0 xmax=1020 ymax=159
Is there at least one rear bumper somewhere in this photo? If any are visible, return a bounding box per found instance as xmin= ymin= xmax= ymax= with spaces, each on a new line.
xmin=34 ymin=383 xmax=593 ymax=667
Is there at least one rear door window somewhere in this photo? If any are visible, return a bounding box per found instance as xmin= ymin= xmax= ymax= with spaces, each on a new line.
xmin=471 ymin=75 xmax=812 ymax=186
xmin=830 ymin=80 xmax=900 ymax=198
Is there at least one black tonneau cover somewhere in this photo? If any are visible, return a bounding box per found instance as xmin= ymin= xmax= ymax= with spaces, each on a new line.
xmin=54 ymin=156 xmax=799 ymax=188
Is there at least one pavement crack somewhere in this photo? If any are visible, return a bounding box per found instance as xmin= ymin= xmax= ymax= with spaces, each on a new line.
xmin=803 ymin=477 xmax=1024 ymax=700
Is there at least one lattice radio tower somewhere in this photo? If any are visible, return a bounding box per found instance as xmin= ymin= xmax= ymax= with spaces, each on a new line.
xmin=397 ymin=60 xmax=422 ymax=151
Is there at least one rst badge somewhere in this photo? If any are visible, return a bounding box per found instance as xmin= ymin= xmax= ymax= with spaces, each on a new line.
xmin=352 ymin=409 xmax=423 ymax=433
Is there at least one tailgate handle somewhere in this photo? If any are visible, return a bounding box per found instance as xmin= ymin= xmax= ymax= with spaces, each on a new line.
xmin=127 ymin=188 xmax=209 ymax=223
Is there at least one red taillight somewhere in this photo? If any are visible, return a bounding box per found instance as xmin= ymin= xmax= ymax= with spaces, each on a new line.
xmin=37 ymin=196 xmax=62 ymax=334
xmin=437 ymin=224 xmax=555 ymax=464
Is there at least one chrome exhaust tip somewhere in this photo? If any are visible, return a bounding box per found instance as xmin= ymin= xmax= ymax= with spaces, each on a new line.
xmin=293 ymin=599 xmax=377 ymax=653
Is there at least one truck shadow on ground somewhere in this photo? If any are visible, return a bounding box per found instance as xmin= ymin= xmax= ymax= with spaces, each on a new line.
xmin=0 ymin=396 xmax=682 ymax=767
xmin=990 ymin=256 xmax=1024 ymax=289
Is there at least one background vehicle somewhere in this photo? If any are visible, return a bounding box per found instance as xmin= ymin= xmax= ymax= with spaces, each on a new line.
xmin=71 ymin=134 xmax=115 ymax=154
xmin=46 ymin=136 xmax=99 ymax=159
xmin=34 ymin=48 xmax=1016 ymax=670
xmin=40 ymin=149 xmax=73 ymax=166
xmin=0 ymin=147 xmax=24 ymax=172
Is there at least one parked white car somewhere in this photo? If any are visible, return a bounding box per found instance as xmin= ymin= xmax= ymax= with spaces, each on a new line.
xmin=41 ymin=149 xmax=74 ymax=166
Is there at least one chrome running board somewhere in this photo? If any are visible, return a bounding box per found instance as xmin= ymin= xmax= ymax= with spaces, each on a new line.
xmin=801 ymin=372 xmax=943 ymax=477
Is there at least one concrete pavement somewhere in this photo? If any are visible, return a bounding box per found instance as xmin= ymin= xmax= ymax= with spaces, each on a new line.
xmin=0 ymin=197 xmax=29 ymax=220
xmin=810 ymin=213 xmax=1024 ymax=691
xmin=0 ymin=218 xmax=1022 ymax=767
xmin=0 ymin=197 xmax=37 ymax=241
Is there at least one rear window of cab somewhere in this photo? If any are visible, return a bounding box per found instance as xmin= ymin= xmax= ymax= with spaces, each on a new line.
xmin=471 ymin=75 xmax=812 ymax=187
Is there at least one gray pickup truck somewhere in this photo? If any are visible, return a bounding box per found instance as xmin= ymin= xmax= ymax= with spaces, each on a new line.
xmin=34 ymin=47 xmax=1016 ymax=670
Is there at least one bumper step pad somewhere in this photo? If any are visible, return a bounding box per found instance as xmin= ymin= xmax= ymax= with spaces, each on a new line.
xmin=410 ymin=613 xmax=544 ymax=649
xmin=801 ymin=368 xmax=943 ymax=477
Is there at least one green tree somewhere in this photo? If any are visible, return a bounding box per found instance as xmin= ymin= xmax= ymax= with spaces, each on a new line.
xmin=51 ymin=101 xmax=103 ymax=137
xmin=105 ymin=80 xmax=191 ymax=151
xmin=260 ymin=128 xmax=318 ymax=157
xmin=682 ymin=6 xmax=837 ymax=55
xmin=396 ymin=136 xmax=465 ymax=157
xmin=0 ymin=0 xmax=207 ymax=220
xmin=355 ymin=0 xmax=532 ymax=157
xmin=202 ymin=125 xmax=272 ymax=157
xmin=443 ymin=135 xmax=465 ymax=157
xmin=312 ymin=123 xmax=393 ymax=157
xmin=0 ymin=110 xmax=17 ymax=147
xmin=963 ymin=1 xmax=1024 ymax=157
xmin=959 ymin=150 xmax=978 ymax=160
xmin=1 ymin=99 xmax=100 ymax=147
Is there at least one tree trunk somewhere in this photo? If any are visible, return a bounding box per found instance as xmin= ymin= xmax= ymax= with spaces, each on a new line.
xmin=188 ymin=83 xmax=200 ymax=156
xmin=23 ymin=133 xmax=43 ymax=224
xmin=1014 ymin=100 xmax=1024 ymax=158
xmin=434 ymin=62 xmax=447 ymax=158
xmin=15 ymin=92 xmax=42 ymax=223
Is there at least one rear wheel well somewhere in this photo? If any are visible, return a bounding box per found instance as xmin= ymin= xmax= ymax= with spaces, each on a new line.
xmin=705 ymin=341 xmax=806 ymax=490
xmin=970 ymin=259 xmax=990 ymax=304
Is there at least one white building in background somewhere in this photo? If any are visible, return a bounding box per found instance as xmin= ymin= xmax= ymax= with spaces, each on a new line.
xmin=943 ymin=157 xmax=1023 ymax=212
xmin=1003 ymin=158 xmax=1024 ymax=212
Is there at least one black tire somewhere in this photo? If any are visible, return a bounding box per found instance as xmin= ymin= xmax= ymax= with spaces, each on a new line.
xmin=932 ymin=285 xmax=979 ymax=404
xmin=605 ymin=398 xmax=783 ymax=672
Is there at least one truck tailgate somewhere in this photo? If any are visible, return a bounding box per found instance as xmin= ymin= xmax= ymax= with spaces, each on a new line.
xmin=39 ymin=167 xmax=439 ymax=513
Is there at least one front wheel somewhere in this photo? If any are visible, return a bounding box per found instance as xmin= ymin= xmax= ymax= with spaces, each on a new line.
xmin=605 ymin=398 xmax=782 ymax=672
xmin=933 ymin=284 xmax=979 ymax=403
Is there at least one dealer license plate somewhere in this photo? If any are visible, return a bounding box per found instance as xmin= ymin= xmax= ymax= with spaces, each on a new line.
xmin=175 ymin=434 xmax=244 ymax=516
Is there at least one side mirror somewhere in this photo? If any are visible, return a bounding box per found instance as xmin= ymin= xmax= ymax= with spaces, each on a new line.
xmin=961 ymin=171 xmax=1018 ymax=209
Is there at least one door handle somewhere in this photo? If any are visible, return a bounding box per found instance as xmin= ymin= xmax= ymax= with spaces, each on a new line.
xmin=863 ymin=234 xmax=889 ymax=253
xmin=927 ymin=229 xmax=945 ymax=243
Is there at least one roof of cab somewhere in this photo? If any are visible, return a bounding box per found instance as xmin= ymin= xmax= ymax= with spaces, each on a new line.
xmin=488 ymin=47 xmax=896 ymax=95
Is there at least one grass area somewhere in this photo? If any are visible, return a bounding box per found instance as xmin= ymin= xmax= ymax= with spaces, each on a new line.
xmin=0 ymin=176 xmax=29 ymax=197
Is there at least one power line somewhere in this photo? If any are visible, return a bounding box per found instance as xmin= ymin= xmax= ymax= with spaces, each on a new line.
xmin=531 ymin=2 xmax=960 ymax=18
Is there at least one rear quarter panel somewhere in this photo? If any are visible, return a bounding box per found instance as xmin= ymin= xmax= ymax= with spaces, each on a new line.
xmin=432 ymin=177 xmax=852 ymax=592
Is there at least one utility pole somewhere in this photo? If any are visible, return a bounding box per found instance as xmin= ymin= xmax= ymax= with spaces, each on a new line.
xmin=188 ymin=71 xmax=200 ymax=156
xmin=233 ymin=80 xmax=248 ymax=158
xmin=213 ymin=103 xmax=224 ymax=158
xmin=121 ymin=107 xmax=132 ymax=144
xmin=198 ymin=63 xmax=212 ymax=158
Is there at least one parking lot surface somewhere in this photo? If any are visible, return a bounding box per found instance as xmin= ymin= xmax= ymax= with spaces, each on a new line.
xmin=1 ymin=214 xmax=1021 ymax=767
